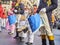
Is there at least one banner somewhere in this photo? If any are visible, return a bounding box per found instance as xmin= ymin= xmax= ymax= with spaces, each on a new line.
xmin=8 ymin=14 xmax=16 ymax=25
xmin=28 ymin=13 xmax=43 ymax=33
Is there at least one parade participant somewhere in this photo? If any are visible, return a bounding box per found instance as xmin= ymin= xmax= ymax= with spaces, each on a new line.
xmin=14 ymin=1 xmax=25 ymax=39
xmin=51 ymin=13 xmax=56 ymax=28
xmin=26 ymin=4 xmax=42 ymax=45
xmin=7 ymin=9 xmax=16 ymax=35
xmin=14 ymin=5 xmax=29 ymax=41
xmin=37 ymin=0 xmax=58 ymax=45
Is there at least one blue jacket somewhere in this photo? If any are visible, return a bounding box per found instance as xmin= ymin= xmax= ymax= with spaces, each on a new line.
xmin=37 ymin=0 xmax=58 ymax=27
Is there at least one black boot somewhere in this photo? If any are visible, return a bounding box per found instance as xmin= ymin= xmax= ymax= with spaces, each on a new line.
xmin=14 ymin=32 xmax=19 ymax=39
xmin=42 ymin=39 xmax=46 ymax=45
xmin=14 ymin=28 xmax=19 ymax=39
xmin=41 ymin=35 xmax=47 ymax=45
xmin=49 ymin=40 xmax=55 ymax=45
xmin=19 ymin=37 xmax=24 ymax=42
xmin=26 ymin=42 xmax=33 ymax=45
xmin=48 ymin=36 xmax=55 ymax=45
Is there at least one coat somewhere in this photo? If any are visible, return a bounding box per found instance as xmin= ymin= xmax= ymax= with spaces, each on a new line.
xmin=37 ymin=0 xmax=58 ymax=27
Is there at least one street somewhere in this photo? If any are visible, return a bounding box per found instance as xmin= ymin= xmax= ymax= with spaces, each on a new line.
xmin=0 ymin=28 xmax=60 ymax=45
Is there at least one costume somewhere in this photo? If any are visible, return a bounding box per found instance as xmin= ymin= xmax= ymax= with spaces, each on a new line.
xmin=37 ymin=0 xmax=58 ymax=45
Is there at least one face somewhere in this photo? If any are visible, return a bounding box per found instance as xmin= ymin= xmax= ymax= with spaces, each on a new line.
xmin=43 ymin=0 xmax=47 ymax=2
xmin=33 ymin=6 xmax=37 ymax=13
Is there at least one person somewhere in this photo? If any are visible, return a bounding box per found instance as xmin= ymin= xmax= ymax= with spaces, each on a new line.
xmin=7 ymin=9 xmax=16 ymax=35
xmin=51 ymin=13 xmax=56 ymax=29
xmin=1 ymin=7 xmax=7 ymax=28
xmin=13 ymin=1 xmax=25 ymax=39
xmin=14 ymin=5 xmax=29 ymax=41
xmin=11 ymin=1 xmax=16 ymax=8
xmin=26 ymin=4 xmax=39 ymax=45
xmin=0 ymin=2 xmax=4 ymax=32
xmin=37 ymin=0 xmax=58 ymax=45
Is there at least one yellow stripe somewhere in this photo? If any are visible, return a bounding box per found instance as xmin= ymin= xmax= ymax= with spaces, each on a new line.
xmin=48 ymin=36 xmax=54 ymax=40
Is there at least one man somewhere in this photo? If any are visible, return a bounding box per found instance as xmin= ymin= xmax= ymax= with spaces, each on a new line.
xmin=37 ymin=0 xmax=58 ymax=45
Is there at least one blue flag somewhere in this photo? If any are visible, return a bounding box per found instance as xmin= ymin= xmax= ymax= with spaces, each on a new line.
xmin=28 ymin=13 xmax=43 ymax=33
xmin=8 ymin=14 xmax=16 ymax=25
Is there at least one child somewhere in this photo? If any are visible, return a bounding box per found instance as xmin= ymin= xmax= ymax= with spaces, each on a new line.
xmin=26 ymin=4 xmax=38 ymax=45
xmin=7 ymin=9 xmax=16 ymax=35
xmin=14 ymin=6 xmax=29 ymax=41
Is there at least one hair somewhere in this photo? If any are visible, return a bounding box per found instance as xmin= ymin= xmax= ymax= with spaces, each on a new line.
xmin=33 ymin=4 xmax=37 ymax=7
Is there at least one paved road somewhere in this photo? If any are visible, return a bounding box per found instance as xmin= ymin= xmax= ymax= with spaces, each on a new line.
xmin=0 ymin=28 xmax=60 ymax=45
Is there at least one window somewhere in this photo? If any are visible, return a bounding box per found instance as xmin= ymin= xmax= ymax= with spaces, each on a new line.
xmin=1 ymin=0 xmax=10 ymax=4
xmin=1 ymin=0 xmax=17 ymax=4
